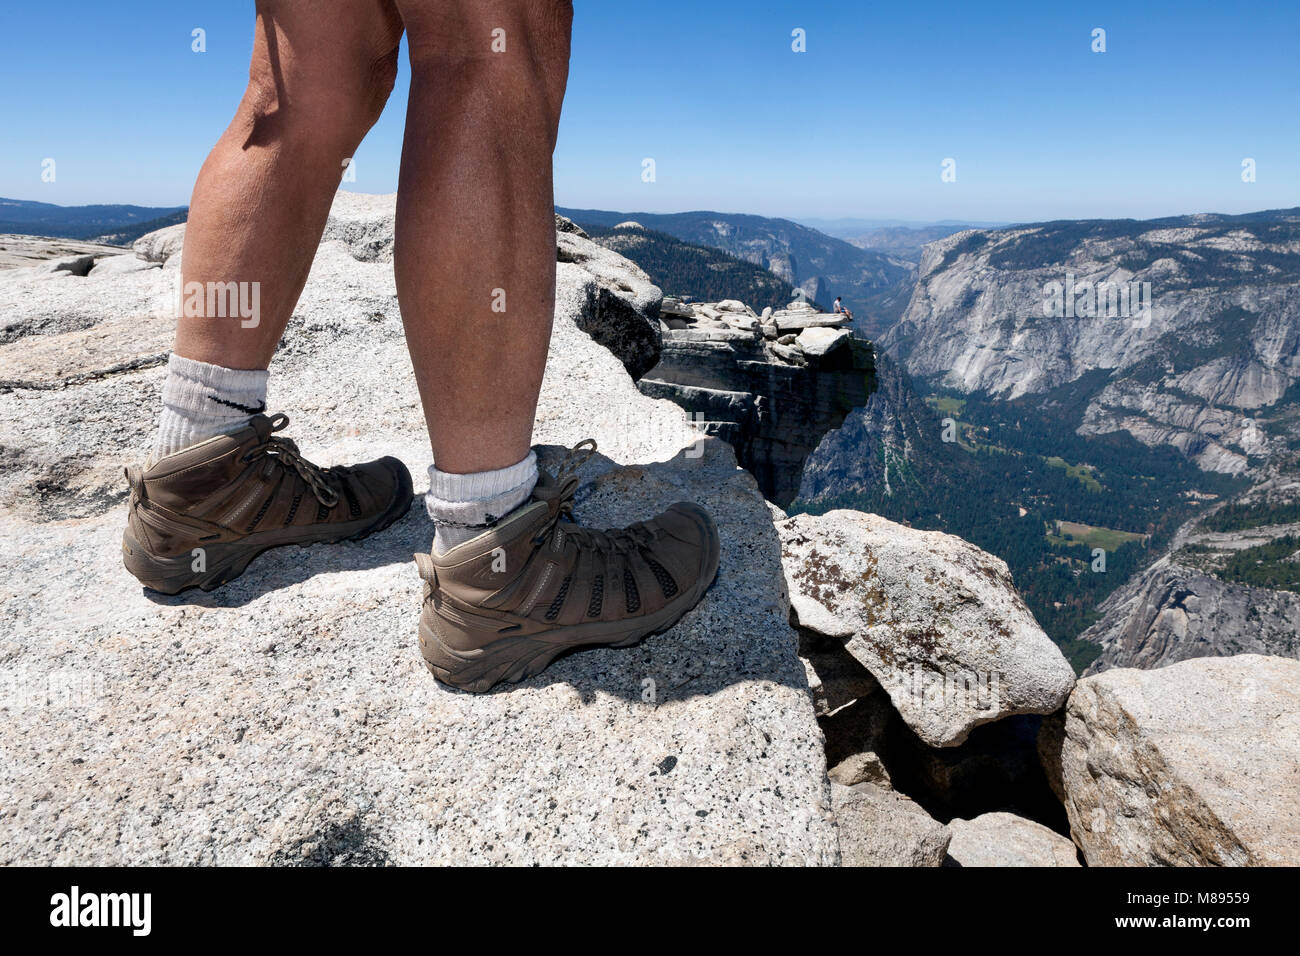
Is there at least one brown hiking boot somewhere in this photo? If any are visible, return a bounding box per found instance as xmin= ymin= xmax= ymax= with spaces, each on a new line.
xmin=414 ymin=439 xmax=721 ymax=693
xmin=122 ymin=413 xmax=413 ymax=594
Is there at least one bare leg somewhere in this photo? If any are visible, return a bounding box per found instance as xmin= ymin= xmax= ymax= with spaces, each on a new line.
xmin=393 ymin=0 xmax=573 ymax=473
xmin=173 ymin=0 xmax=403 ymax=370
xmin=391 ymin=4 xmax=721 ymax=692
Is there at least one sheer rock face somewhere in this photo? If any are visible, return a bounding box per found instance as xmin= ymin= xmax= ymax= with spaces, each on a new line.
xmin=778 ymin=510 xmax=1075 ymax=747
xmin=881 ymin=212 xmax=1300 ymax=476
xmin=1080 ymin=555 xmax=1300 ymax=675
xmin=0 ymin=192 xmax=837 ymax=865
xmin=1081 ymin=464 xmax=1300 ymax=674
xmin=638 ymin=302 xmax=876 ymax=507
xmin=1039 ymin=655 xmax=1300 ymax=866
xmin=797 ymin=351 xmax=933 ymax=504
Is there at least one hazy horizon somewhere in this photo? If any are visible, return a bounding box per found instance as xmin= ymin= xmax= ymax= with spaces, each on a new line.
xmin=7 ymin=192 xmax=1298 ymax=236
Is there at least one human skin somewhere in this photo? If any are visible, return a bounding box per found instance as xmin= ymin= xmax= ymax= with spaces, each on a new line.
xmin=173 ymin=0 xmax=573 ymax=474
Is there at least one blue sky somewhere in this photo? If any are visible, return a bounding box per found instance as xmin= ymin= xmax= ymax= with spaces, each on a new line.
xmin=2 ymin=0 xmax=1296 ymax=222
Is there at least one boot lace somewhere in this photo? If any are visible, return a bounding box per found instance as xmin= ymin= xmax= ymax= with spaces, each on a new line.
xmin=242 ymin=413 xmax=340 ymax=508
xmin=532 ymin=439 xmax=657 ymax=556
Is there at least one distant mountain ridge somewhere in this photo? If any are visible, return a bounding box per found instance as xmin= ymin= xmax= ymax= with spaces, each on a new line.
xmin=582 ymin=223 xmax=807 ymax=312
xmin=15 ymin=198 xmax=917 ymax=330
xmin=883 ymin=206 xmax=1300 ymax=476
xmin=798 ymin=217 xmax=1007 ymax=230
xmin=0 ymin=197 xmax=187 ymax=242
xmin=798 ymin=218 xmax=1008 ymax=262
xmin=831 ymin=224 xmax=987 ymax=261
xmin=797 ymin=204 xmax=1300 ymax=670
xmin=91 ymin=210 xmax=189 ymax=246
xmin=558 ymin=206 xmax=915 ymax=336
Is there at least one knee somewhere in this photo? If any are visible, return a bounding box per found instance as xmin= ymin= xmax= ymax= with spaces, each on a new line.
xmin=356 ymin=46 xmax=401 ymax=130
xmin=408 ymin=1 xmax=572 ymax=145
xmin=242 ymin=43 xmax=399 ymax=153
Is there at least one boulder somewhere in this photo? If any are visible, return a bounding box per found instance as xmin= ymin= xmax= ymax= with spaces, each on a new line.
xmin=768 ymin=342 xmax=806 ymax=366
xmin=779 ymin=510 xmax=1075 ymax=746
xmin=46 ymin=254 xmax=97 ymax=277
xmin=716 ymin=299 xmax=748 ymax=313
xmin=553 ymin=213 xmax=589 ymax=238
xmin=828 ymin=752 xmax=892 ymax=789
xmin=319 ymin=191 xmax=397 ymax=262
xmin=832 ymin=783 xmax=951 ymax=866
xmin=1040 ymin=654 xmax=1300 ymax=866
xmin=946 ymin=812 xmax=1079 ymax=867
xmin=555 ymin=228 xmax=663 ymax=380
xmin=132 ymin=223 xmax=186 ymax=264
xmin=796 ymin=326 xmax=851 ymax=358
xmin=0 ymin=191 xmax=836 ymax=866
xmin=660 ymin=296 xmax=694 ymax=318
xmin=802 ymin=608 xmax=1070 ymax=827
xmin=89 ymin=254 xmax=162 ymax=277
xmin=721 ymin=313 xmax=759 ymax=332
xmin=772 ymin=313 xmax=850 ymax=333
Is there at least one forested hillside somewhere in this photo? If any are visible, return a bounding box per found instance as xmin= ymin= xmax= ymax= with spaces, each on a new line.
xmin=584 ymin=224 xmax=810 ymax=312
xmin=0 ymin=197 xmax=187 ymax=241
xmin=795 ymin=366 xmax=1245 ymax=672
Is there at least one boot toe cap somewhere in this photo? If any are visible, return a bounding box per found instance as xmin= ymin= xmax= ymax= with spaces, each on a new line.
xmin=659 ymin=501 xmax=721 ymax=583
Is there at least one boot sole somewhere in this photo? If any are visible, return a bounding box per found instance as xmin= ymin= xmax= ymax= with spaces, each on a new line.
xmin=420 ymin=506 xmax=722 ymax=693
xmin=123 ymin=460 xmax=414 ymax=595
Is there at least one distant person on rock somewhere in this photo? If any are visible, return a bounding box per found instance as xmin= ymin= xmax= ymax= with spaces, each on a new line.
xmin=120 ymin=0 xmax=719 ymax=693
xmin=833 ymin=296 xmax=852 ymax=321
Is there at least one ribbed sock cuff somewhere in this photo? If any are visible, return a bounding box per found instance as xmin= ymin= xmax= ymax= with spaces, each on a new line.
xmin=426 ymin=450 xmax=538 ymax=553
xmin=153 ymin=354 xmax=269 ymax=460
xmin=162 ymin=354 xmax=268 ymax=405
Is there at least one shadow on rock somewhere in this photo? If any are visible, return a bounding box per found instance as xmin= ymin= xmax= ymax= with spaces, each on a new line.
xmin=143 ymin=500 xmax=434 ymax=609
xmin=446 ymin=443 xmax=808 ymax=704
xmin=143 ymin=441 xmax=807 ymax=708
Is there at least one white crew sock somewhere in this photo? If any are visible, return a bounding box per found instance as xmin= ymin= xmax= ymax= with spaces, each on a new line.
xmin=426 ymin=450 xmax=538 ymax=554
xmin=152 ymin=354 xmax=270 ymax=461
